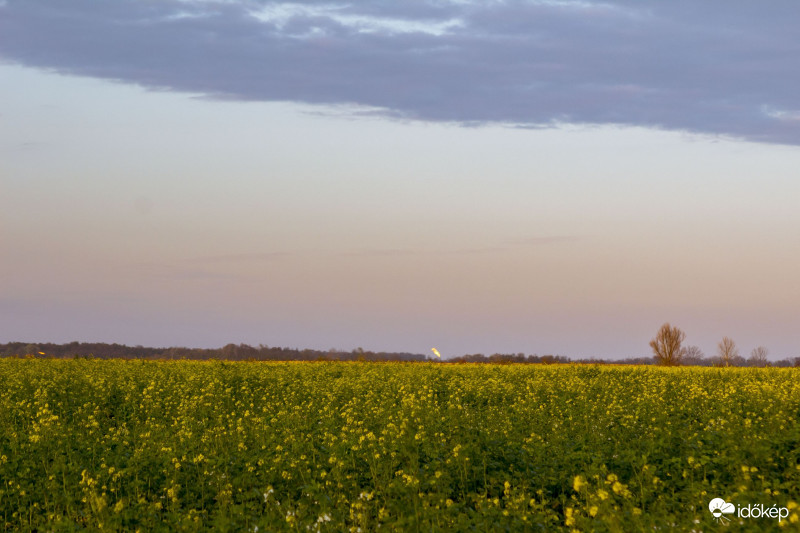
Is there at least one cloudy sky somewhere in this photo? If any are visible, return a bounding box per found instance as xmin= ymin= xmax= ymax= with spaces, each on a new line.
xmin=2 ymin=0 xmax=799 ymax=359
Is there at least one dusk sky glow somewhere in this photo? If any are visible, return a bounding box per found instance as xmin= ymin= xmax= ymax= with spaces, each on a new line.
xmin=2 ymin=0 xmax=799 ymax=359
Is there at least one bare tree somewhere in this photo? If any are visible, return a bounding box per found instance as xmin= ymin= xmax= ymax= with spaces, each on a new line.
xmin=682 ymin=345 xmax=705 ymax=366
xmin=748 ymin=346 xmax=769 ymax=367
xmin=716 ymin=337 xmax=739 ymax=367
xmin=650 ymin=323 xmax=685 ymax=366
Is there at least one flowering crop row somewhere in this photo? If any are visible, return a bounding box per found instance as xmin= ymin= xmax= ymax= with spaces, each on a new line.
xmin=1 ymin=360 xmax=798 ymax=531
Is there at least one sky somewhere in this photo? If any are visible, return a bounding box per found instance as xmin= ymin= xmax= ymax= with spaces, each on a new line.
xmin=1 ymin=0 xmax=799 ymax=360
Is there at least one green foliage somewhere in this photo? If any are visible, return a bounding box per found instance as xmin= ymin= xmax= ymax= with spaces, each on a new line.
xmin=0 ymin=361 xmax=799 ymax=531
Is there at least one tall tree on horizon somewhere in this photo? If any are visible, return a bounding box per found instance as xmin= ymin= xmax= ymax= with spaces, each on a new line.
xmin=649 ymin=323 xmax=685 ymax=366
xmin=748 ymin=346 xmax=769 ymax=367
xmin=717 ymin=337 xmax=739 ymax=367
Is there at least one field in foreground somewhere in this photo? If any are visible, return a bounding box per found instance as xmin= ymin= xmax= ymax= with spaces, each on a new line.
xmin=1 ymin=360 xmax=799 ymax=532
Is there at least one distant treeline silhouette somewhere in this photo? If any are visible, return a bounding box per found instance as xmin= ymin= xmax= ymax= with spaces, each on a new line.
xmin=1 ymin=342 xmax=798 ymax=366
xmin=0 ymin=342 xmax=425 ymax=362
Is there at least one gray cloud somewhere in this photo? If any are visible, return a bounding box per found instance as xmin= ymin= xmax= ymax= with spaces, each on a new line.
xmin=191 ymin=252 xmax=291 ymax=263
xmin=515 ymin=236 xmax=582 ymax=246
xmin=342 ymin=246 xmax=505 ymax=258
xmin=1 ymin=0 xmax=799 ymax=144
xmin=341 ymin=236 xmax=581 ymax=257
xmin=133 ymin=262 xmax=244 ymax=282
xmin=339 ymin=248 xmax=422 ymax=258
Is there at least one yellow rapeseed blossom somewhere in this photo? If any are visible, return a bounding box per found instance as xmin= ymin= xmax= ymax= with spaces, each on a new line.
xmin=2 ymin=359 xmax=799 ymax=532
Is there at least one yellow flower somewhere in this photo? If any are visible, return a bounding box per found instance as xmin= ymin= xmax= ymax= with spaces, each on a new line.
xmin=565 ymin=507 xmax=575 ymax=526
xmin=573 ymin=475 xmax=587 ymax=492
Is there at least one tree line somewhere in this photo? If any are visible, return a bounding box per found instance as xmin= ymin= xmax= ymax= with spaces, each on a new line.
xmin=649 ymin=322 xmax=799 ymax=367
xmin=2 ymin=337 xmax=798 ymax=366
xmin=0 ymin=342 xmax=425 ymax=362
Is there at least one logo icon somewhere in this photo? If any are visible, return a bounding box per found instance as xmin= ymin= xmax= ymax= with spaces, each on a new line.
xmin=709 ymin=498 xmax=736 ymax=524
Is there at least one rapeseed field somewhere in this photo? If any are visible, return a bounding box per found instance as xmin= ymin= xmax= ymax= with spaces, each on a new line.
xmin=1 ymin=360 xmax=798 ymax=531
